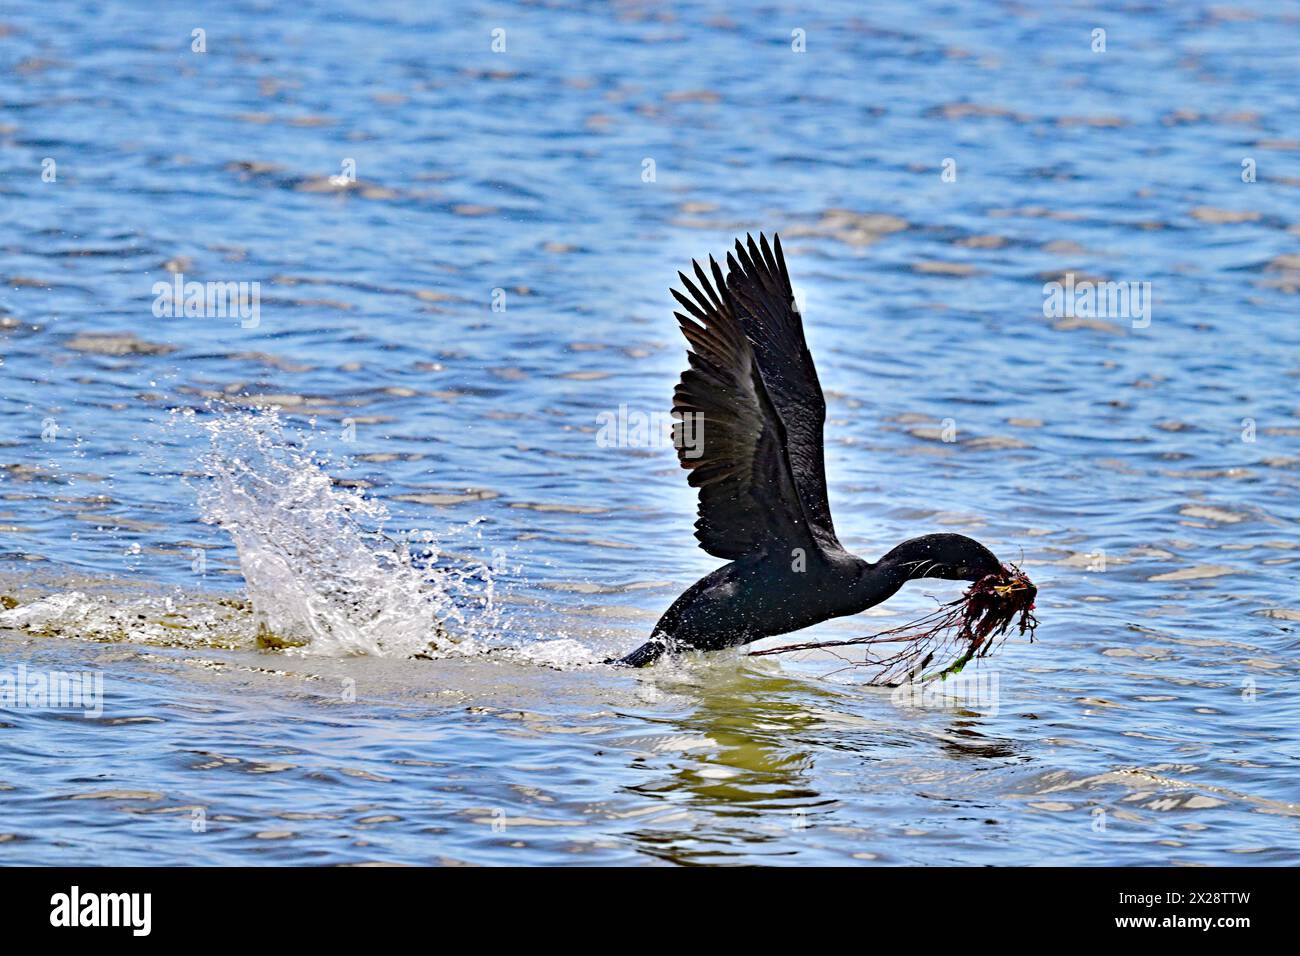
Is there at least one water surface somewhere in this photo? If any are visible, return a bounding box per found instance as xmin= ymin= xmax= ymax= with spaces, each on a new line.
xmin=1 ymin=0 xmax=1298 ymax=865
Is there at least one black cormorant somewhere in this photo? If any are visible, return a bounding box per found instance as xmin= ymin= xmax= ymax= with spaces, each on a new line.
xmin=616 ymin=233 xmax=1035 ymax=671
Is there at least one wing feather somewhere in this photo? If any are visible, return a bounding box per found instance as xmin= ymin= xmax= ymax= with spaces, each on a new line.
xmin=669 ymin=254 xmax=810 ymax=559
xmin=724 ymin=233 xmax=840 ymax=551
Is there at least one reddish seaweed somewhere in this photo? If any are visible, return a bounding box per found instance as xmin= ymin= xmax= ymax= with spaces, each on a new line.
xmin=750 ymin=565 xmax=1038 ymax=685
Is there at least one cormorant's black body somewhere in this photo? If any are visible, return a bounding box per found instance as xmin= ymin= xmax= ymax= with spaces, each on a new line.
xmin=616 ymin=234 xmax=1008 ymax=667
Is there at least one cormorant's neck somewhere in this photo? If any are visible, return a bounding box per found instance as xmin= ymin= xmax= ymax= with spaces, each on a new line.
xmin=844 ymin=555 xmax=911 ymax=615
xmin=844 ymin=533 xmax=1004 ymax=614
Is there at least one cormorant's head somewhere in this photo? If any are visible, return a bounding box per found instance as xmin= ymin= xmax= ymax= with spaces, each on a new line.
xmin=879 ymin=532 xmax=1005 ymax=583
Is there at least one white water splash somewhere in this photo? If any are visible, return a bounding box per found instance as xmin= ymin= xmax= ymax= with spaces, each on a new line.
xmin=493 ymin=638 xmax=603 ymax=670
xmin=0 ymin=592 xmax=90 ymax=630
xmin=189 ymin=407 xmax=503 ymax=657
xmin=0 ymin=588 xmax=260 ymax=647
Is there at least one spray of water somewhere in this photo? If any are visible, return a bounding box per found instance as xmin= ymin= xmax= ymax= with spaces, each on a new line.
xmin=190 ymin=407 xmax=502 ymax=657
xmin=0 ymin=407 xmax=606 ymax=668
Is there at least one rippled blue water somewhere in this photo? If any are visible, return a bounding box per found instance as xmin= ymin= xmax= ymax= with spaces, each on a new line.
xmin=1 ymin=0 xmax=1298 ymax=865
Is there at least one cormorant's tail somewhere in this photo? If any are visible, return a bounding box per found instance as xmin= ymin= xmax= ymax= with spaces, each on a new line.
xmin=607 ymin=635 xmax=671 ymax=667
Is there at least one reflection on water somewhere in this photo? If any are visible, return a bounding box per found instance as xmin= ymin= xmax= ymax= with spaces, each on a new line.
xmin=1 ymin=0 xmax=1299 ymax=864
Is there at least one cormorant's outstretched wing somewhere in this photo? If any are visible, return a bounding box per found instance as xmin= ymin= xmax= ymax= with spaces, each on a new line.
xmin=725 ymin=233 xmax=841 ymax=552
xmin=670 ymin=255 xmax=814 ymax=560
